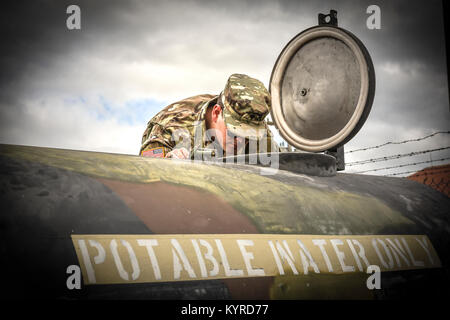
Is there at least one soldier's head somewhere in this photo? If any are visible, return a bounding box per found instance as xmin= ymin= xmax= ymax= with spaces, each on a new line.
xmin=206 ymin=74 xmax=271 ymax=155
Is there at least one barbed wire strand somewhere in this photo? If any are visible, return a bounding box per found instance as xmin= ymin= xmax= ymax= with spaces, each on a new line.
xmin=345 ymin=131 xmax=450 ymax=154
xmin=346 ymin=146 xmax=450 ymax=166
xmin=351 ymin=157 xmax=450 ymax=174
xmin=385 ymin=169 xmax=450 ymax=177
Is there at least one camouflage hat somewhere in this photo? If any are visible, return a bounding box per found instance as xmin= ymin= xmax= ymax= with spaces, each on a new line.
xmin=220 ymin=74 xmax=271 ymax=139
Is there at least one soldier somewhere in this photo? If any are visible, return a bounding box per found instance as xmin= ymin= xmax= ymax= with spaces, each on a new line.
xmin=139 ymin=73 xmax=279 ymax=159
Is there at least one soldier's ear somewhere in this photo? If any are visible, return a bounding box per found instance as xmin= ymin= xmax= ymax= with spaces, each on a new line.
xmin=211 ymin=104 xmax=223 ymax=122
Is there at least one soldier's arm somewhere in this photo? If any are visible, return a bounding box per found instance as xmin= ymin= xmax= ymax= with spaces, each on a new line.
xmin=140 ymin=123 xmax=191 ymax=159
xmin=140 ymin=142 xmax=170 ymax=158
xmin=139 ymin=123 xmax=174 ymax=158
xmin=141 ymin=142 xmax=190 ymax=159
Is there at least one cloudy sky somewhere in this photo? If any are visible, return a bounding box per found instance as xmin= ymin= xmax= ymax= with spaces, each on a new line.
xmin=1 ymin=0 xmax=449 ymax=176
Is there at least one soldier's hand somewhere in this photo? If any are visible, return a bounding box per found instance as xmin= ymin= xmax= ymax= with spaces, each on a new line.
xmin=166 ymin=147 xmax=190 ymax=159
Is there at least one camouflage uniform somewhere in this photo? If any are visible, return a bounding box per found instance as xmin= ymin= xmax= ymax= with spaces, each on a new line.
xmin=139 ymin=74 xmax=279 ymax=159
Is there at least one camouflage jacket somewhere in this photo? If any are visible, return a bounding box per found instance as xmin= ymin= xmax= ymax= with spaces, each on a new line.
xmin=139 ymin=94 xmax=278 ymax=159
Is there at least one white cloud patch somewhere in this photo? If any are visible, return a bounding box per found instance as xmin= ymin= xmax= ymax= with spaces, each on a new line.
xmin=2 ymin=95 xmax=150 ymax=154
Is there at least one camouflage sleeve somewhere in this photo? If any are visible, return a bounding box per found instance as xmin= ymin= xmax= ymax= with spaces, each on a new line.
xmin=140 ymin=122 xmax=194 ymax=157
xmin=139 ymin=123 xmax=175 ymax=157
xmin=139 ymin=94 xmax=213 ymax=158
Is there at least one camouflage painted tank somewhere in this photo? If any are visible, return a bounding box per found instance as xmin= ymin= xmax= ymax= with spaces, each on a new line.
xmin=1 ymin=144 xmax=448 ymax=300
xmin=1 ymin=10 xmax=448 ymax=301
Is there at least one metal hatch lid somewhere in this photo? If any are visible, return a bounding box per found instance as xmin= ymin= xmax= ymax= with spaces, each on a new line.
xmin=269 ymin=10 xmax=375 ymax=153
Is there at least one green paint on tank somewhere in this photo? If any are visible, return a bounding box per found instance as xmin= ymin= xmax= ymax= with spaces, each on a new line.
xmin=0 ymin=144 xmax=414 ymax=235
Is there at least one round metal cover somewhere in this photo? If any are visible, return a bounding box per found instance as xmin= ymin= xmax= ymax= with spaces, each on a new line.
xmin=270 ymin=26 xmax=375 ymax=152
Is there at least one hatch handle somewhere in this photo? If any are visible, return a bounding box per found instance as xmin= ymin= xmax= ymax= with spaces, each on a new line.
xmin=318 ymin=10 xmax=338 ymax=26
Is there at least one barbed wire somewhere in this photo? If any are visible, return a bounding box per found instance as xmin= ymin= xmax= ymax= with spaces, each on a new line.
xmin=385 ymin=169 xmax=450 ymax=177
xmin=351 ymin=157 xmax=450 ymax=174
xmin=345 ymin=131 xmax=450 ymax=154
xmin=346 ymin=147 xmax=450 ymax=166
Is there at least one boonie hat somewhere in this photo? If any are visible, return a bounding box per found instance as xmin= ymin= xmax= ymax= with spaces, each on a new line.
xmin=220 ymin=74 xmax=271 ymax=139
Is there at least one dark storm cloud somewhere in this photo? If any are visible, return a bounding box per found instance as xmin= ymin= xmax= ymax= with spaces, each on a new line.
xmin=0 ymin=0 xmax=130 ymax=91
xmin=1 ymin=0 xmax=446 ymax=88
xmin=1 ymin=0 xmax=447 ymax=75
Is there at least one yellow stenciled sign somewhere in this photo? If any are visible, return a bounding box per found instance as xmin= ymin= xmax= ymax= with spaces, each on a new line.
xmin=71 ymin=234 xmax=441 ymax=285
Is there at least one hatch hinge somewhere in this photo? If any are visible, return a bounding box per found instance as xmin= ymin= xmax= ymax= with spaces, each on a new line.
xmin=325 ymin=145 xmax=345 ymax=171
xmin=318 ymin=10 xmax=338 ymax=27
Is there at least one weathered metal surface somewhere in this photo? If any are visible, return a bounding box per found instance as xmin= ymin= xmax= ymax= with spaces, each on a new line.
xmin=325 ymin=146 xmax=345 ymax=171
xmin=270 ymin=25 xmax=375 ymax=152
xmin=219 ymin=152 xmax=336 ymax=177
xmin=0 ymin=144 xmax=420 ymax=235
xmin=97 ymin=178 xmax=259 ymax=234
xmin=0 ymin=144 xmax=449 ymax=299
